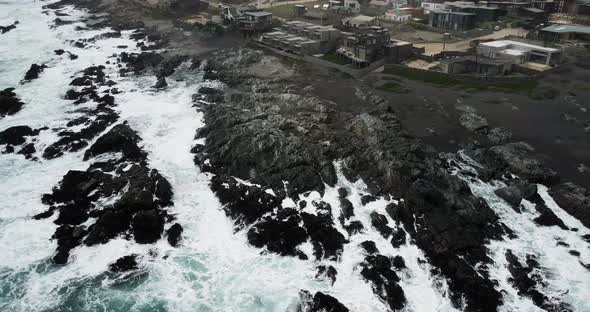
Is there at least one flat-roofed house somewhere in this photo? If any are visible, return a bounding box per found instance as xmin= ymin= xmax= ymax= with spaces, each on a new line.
xmin=477 ymin=39 xmax=561 ymax=65
xmin=343 ymin=15 xmax=378 ymax=27
xmin=236 ymin=11 xmax=273 ymax=32
xmin=541 ymin=24 xmax=590 ymax=43
xmin=258 ymin=21 xmax=342 ymax=55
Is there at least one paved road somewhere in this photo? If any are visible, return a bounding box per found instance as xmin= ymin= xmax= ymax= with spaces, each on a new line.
xmin=414 ymin=28 xmax=528 ymax=55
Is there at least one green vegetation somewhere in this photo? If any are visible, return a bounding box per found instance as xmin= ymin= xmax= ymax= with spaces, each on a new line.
xmin=321 ymin=52 xmax=350 ymax=65
xmin=377 ymin=82 xmax=412 ymax=93
xmin=408 ymin=21 xmax=429 ymax=31
xmin=382 ymin=65 xmax=539 ymax=95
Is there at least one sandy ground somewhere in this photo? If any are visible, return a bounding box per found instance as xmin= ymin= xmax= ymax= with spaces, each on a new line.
xmin=414 ymin=28 xmax=527 ymax=55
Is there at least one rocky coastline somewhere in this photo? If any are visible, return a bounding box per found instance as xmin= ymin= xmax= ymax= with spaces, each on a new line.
xmin=2 ymin=0 xmax=588 ymax=311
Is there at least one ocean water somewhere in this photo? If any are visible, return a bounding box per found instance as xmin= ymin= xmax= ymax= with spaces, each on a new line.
xmin=0 ymin=1 xmax=460 ymax=311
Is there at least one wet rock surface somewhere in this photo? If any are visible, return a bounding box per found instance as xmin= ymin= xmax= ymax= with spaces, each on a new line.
xmin=23 ymin=63 xmax=48 ymax=81
xmin=191 ymin=49 xmax=505 ymax=311
xmin=0 ymin=21 xmax=18 ymax=34
xmin=299 ymin=290 xmax=349 ymax=312
xmin=360 ymin=254 xmax=406 ymax=310
xmin=42 ymin=65 xmax=118 ymax=159
xmin=38 ymin=123 xmax=175 ymax=264
xmin=549 ymin=182 xmax=590 ymax=228
xmin=109 ymin=254 xmax=139 ymax=272
xmin=0 ymin=125 xmax=44 ymax=159
xmin=0 ymin=88 xmax=25 ymax=117
xmin=505 ymin=250 xmax=571 ymax=311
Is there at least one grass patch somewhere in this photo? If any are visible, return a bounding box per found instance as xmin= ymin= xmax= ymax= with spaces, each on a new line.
xmin=377 ymin=82 xmax=411 ymax=93
xmin=382 ymin=65 xmax=539 ymax=95
xmin=321 ymin=52 xmax=350 ymax=65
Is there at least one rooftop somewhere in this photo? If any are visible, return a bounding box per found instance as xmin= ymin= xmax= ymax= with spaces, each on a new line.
xmin=245 ymin=11 xmax=273 ymax=17
xmin=541 ymin=24 xmax=590 ymax=34
xmin=346 ymin=15 xmax=376 ymax=22
xmin=522 ymin=7 xmax=545 ymax=13
xmin=480 ymin=40 xmax=559 ymax=52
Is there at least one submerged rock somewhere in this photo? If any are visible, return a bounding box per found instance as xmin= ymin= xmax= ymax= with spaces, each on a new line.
xmin=299 ymin=290 xmax=349 ymax=312
xmin=0 ymin=88 xmax=25 ymax=117
xmin=153 ymin=76 xmax=167 ymax=89
xmin=23 ymin=63 xmax=48 ymax=81
xmin=109 ymin=254 xmax=139 ymax=272
xmin=166 ymin=223 xmax=183 ymax=247
xmin=316 ymin=265 xmax=337 ymax=285
xmin=0 ymin=22 xmax=17 ymax=34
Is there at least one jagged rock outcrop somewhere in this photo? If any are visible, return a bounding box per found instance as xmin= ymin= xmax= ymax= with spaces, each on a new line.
xmin=0 ymin=88 xmax=25 ymax=117
xmin=191 ymin=49 xmax=506 ymax=311
xmin=549 ymin=182 xmax=590 ymax=228
xmin=299 ymin=290 xmax=349 ymax=312
xmin=23 ymin=63 xmax=48 ymax=81
xmin=37 ymin=123 xmax=175 ymax=264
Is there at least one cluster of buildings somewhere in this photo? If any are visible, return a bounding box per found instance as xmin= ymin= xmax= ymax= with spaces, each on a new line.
xmin=258 ymin=19 xmax=413 ymax=66
xmin=221 ymin=4 xmax=273 ymax=33
xmin=210 ymin=0 xmax=590 ymax=78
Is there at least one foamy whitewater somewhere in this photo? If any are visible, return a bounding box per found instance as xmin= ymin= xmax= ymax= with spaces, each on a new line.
xmin=1 ymin=1 xmax=589 ymax=312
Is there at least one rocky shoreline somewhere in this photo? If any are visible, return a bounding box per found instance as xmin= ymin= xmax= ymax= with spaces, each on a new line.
xmin=1 ymin=0 xmax=588 ymax=311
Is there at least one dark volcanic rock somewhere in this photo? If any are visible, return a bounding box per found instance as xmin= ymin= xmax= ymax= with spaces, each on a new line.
xmin=0 ymin=88 xmax=25 ymax=117
xmin=470 ymin=143 xmax=559 ymax=185
xmin=119 ymin=51 xmax=164 ymax=73
xmin=0 ymin=125 xmax=35 ymax=145
xmin=153 ymin=77 xmax=167 ymax=89
xmin=301 ymin=208 xmax=347 ymax=261
xmin=166 ymin=223 xmax=183 ymax=247
xmin=299 ymin=290 xmax=349 ymax=312
xmin=549 ymin=182 xmax=590 ymax=228
xmin=495 ymin=185 xmax=523 ymax=208
xmin=109 ymin=254 xmax=139 ymax=272
xmin=390 ymin=228 xmax=406 ymax=248
xmin=459 ymin=112 xmax=488 ymax=133
xmin=401 ymin=174 xmax=502 ymax=311
xmin=157 ymin=54 xmax=188 ymax=78
xmin=247 ymin=208 xmax=308 ymax=258
xmin=529 ymin=194 xmax=568 ymax=229
xmin=42 ymin=122 xmax=175 ymax=264
xmin=83 ymin=122 xmax=146 ymax=161
xmin=505 ymin=250 xmax=569 ymax=311
xmin=316 ymin=265 xmax=337 ymax=285
xmin=195 ymin=49 xmax=504 ymax=311
xmin=1 ymin=22 xmax=17 ymax=34
xmin=23 ymin=64 xmax=48 ymax=81
xmin=132 ymin=210 xmax=164 ymax=244
xmin=360 ymin=254 xmax=406 ymax=310
xmin=370 ymin=212 xmax=393 ymax=238
xmin=360 ymin=240 xmax=379 ymax=254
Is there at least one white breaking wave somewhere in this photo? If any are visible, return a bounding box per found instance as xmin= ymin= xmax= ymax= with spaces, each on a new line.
xmin=452 ymin=153 xmax=590 ymax=312
xmin=0 ymin=1 xmax=457 ymax=311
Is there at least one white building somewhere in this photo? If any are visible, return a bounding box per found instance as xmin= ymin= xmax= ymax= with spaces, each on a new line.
xmin=344 ymin=0 xmax=361 ymax=13
xmin=477 ymin=40 xmax=561 ymax=66
xmin=421 ymin=2 xmax=447 ymax=13
xmin=384 ymin=10 xmax=412 ymax=22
